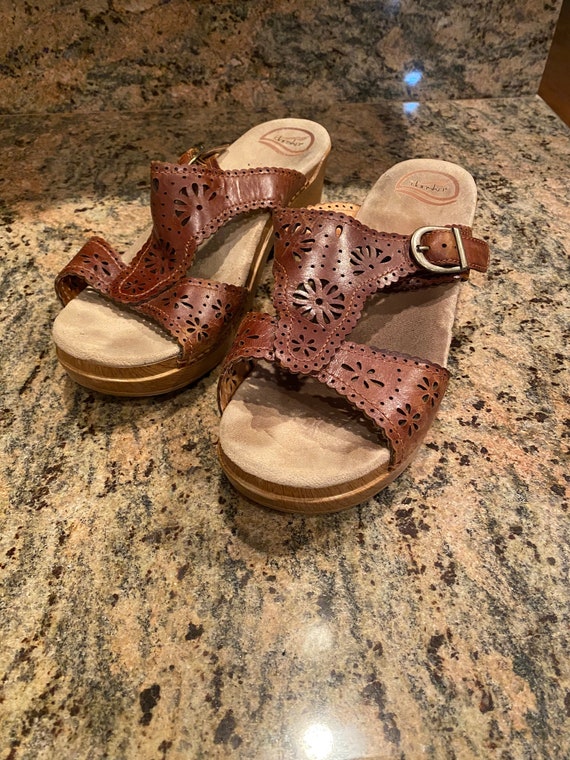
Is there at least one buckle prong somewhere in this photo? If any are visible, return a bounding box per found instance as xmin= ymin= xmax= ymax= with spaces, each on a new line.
xmin=410 ymin=225 xmax=468 ymax=275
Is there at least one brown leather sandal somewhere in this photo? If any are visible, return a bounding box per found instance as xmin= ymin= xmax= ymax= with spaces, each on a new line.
xmin=217 ymin=159 xmax=490 ymax=513
xmin=53 ymin=119 xmax=331 ymax=396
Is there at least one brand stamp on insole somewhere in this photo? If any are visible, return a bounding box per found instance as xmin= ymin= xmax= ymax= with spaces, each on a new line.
xmin=396 ymin=171 xmax=460 ymax=205
xmin=259 ymin=128 xmax=315 ymax=155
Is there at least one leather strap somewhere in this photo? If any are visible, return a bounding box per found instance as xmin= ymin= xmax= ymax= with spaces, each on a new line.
xmin=56 ymin=238 xmax=248 ymax=365
xmin=420 ymin=226 xmax=488 ymax=271
xmin=55 ymin=237 xmax=126 ymax=305
xmin=110 ymin=162 xmax=307 ymax=303
xmin=218 ymin=312 xmax=449 ymax=467
xmin=55 ymin=159 xmax=307 ymax=361
xmin=271 ymin=207 xmax=489 ymax=375
xmin=135 ymin=277 xmax=248 ymax=363
xmin=317 ymin=342 xmax=449 ymax=466
xmin=218 ymin=311 xmax=277 ymax=410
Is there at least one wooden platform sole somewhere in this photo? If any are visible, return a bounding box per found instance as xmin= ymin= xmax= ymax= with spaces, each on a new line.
xmin=56 ymin=337 xmax=232 ymax=396
xmin=217 ymin=444 xmax=413 ymax=514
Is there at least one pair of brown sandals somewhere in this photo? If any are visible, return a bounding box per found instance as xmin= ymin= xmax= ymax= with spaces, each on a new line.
xmin=53 ymin=119 xmax=490 ymax=514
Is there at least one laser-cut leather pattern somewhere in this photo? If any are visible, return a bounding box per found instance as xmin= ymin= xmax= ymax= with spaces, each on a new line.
xmin=218 ymin=207 xmax=489 ymax=468
xmin=55 ymin=237 xmax=126 ymax=305
xmin=136 ymin=278 xmax=248 ymax=363
xmin=218 ymin=314 xmax=449 ymax=467
xmin=317 ymin=342 xmax=449 ymax=466
xmin=54 ymin=158 xmax=307 ymax=362
xmin=111 ymin=162 xmax=306 ymax=303
xmin=272 ymin=208 xmax=416 ymax=374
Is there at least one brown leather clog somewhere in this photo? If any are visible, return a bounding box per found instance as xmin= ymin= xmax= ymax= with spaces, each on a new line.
xmin=217 ymin=159 xmax=490 ymax=513
xmin=53 ymin=119 xmax=331 ymax=396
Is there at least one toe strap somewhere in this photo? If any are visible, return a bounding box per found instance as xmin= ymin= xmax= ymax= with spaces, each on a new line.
xmin=218 ymin=312 xmax=278 ymax=409
xmin=218 ymin=314 xmax=450 ymax=468
xmin=135 ymin=277 xmax=248 ymax=364
xmin=55 ymin=236 xmax=248 ymax=364
xmin=317 ymin=342 xmax=449 ymax=466
xmin=54 ymin=236 xmax=126 ymax=305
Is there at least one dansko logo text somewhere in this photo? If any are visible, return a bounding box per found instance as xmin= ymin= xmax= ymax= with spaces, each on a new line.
xmin=259 ymin=128 xmax=315 ymax=155
xmin=408 ymin=179 xmax=448 ymax=193
xmin=396 ymin=171 xmax=460 ymax=205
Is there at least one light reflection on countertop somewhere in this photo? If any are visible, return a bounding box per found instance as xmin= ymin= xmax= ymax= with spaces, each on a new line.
xmin=403 ymin=101 xmax=420 ymax=115
xmin=298 ymin=623 xmax=334 ymax=657
xmin=294 ymin=715 xmax=371 ymax=760
xmin=301 ymin=723 xmax=334 ymax=760
xmin=403 ymin=69 xmax=423 ymax=87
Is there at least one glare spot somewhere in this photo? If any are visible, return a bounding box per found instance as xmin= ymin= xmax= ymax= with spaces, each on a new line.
xmin=302 ymin=723 xmax=334 ymax=760
xmin=404 ymin=69 xmax=423 ymax=86
xmin=403 ymin=102 xmax=420 ymax=115
xmin=301 ymin=623 xmax=334 ymax=654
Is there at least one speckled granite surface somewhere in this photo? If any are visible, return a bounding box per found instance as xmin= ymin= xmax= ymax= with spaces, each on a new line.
xmin=1 ymin=0 xmax=563 ymax=113
xmin=1 ymin=97 xmax=569 ymax=758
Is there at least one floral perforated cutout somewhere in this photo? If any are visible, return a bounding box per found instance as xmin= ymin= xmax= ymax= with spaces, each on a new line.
xmin=340 ymin=360 xmax=385 ymax=390
xmin=55 ymin=237 xmax=126 ymax=305
xmin=219 ymin=313 xmax=451 ymax=468
xmin=350 ymin=245 xmax=392 ymax=276
xmin=216 ymin=204 xmax=491 ymax=472
xmin=55 ymin=156 xmax=309 ymax=369
xmin=396 ymin=403 xmax=422 ymax=437
xmin=218 ymin=312 xmax=277 ymax=410
xmin=136 ymin=278 xmax=248 ymax=363
xmin=272 ymin=207 xmax=416 ymax=374
xmin=290 ymin=333 xmax=318 ymax=358
xmin=317 ymin=344 xmax=451 ymax=465
xmin=173 ymin=182 xmax=218 ymax=226
xmin=417 ymin=376 xmax=441 ymax=407
xmin=292 ymin=278 xmax=345 ymax=325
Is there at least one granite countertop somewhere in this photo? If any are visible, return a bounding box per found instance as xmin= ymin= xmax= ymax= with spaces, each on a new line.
xmin=2 ymin=1 xmax=560 ymax=112
xmin=0 ymin=96 xmax=568 ymax=759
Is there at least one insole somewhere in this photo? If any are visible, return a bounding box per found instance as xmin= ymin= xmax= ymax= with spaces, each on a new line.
xmin=52 ymin=119 xmax=331 ymax=366
xmin=219 ymin=159 xmax=477 ymax=489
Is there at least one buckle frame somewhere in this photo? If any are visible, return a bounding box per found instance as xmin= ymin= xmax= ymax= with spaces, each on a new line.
xmin=410 ymin=225 xmax=468 ymax=275
xmin=186 ymin=144 xmax=231 ymax=165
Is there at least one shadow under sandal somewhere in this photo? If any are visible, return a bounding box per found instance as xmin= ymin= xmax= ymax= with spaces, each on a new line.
xmin=53 ymin=118 xmax=331 ymax=396
xmin=217 ymin=159 xmax=490 ymax=514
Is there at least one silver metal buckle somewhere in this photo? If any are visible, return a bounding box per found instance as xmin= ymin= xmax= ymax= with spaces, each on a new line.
xmin=410 ymin=225 xmax=468 ymax=274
